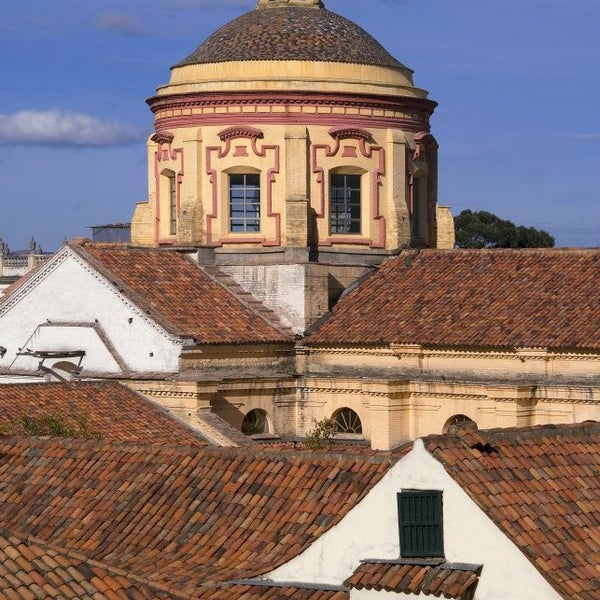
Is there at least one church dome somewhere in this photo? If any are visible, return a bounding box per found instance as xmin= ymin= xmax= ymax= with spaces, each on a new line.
xmin=176 ymin=6 xmax=407 ymax=71
xmin=158 ymin=1 xmax=426 ymax=99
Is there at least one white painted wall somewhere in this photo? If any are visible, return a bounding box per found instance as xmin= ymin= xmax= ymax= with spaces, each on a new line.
xmin=0 ymin=248 xmax=182 ymax=376
xmin=220 ymin=264 xmax=306 ymax=333
xmin=351 ymin=591 xmax=432 ymax=600
xmin=267 ymin=440 xmax=561 ymax=600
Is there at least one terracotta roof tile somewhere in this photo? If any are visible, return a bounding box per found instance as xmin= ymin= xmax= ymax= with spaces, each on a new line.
xmin=345 ymin=561 xmax=480 ymax=598
xmin=74 ymin=244 xmax=293 ymax=345
xmin=424 ymin=422 xmax=600 ymax=599
xmin=307 ymin=249 xmax=600 ymax=350
xmin=0 ymin=438 xmax=400 ymax=597
xmin=0 ymin=530 xmax=175 ymax=599
xmin=176 ymin=7 xmax=405 ymax=70
xmin=0 ymin=381 xmax=207 ymax=445
xmin=193 ymin=584 xmax=348 ymax=599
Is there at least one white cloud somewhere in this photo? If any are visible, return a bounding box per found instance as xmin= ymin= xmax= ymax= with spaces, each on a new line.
xmin=0 ymin=110 xmax=143 ymax=148
xmin=95 ymin=11 xmax=143 ymax=36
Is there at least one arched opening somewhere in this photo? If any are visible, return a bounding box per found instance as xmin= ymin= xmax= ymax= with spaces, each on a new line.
xmin=443 ymin=414 xmax=477 ymax=434
xmin=332 ymin=407 xmax=362 ymax=434
xmin=241 ymin=409 xmax=268 ymax=436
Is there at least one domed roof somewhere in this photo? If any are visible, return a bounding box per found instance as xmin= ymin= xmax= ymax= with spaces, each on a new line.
xmin=176 ymin=6 xmax=407 ymax=71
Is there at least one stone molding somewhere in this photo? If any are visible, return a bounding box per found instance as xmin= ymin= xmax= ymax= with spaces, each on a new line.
xmin=205 ymin=130 xmax=281 ymax=247
xmin=149 ymin=92 xmax=435 ymax=133
xmin=311 ymin=131 xmax=386 ymax=247
xmin=309 ymin=344 xmax=600 ymax=362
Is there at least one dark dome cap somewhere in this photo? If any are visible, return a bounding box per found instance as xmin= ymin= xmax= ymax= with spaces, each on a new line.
xmin=175 ymin=5 xmax=408 ymax=71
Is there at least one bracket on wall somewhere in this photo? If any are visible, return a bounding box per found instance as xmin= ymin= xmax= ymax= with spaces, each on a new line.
xmin=329 ymin=127 xmax=373 ymax=142
xmin=16 ymin=349 xmax=86 ymax=379
xmin=151 ymin=131 xmax=175 ymax=145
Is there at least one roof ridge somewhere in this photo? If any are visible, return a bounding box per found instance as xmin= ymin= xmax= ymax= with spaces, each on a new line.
xmin=423 ymin=421 xmax=600 ymax=452
xmin=70 ymin=243 xmax=186 ymax=338
xmin=0 ymin=525 xmax=191 ymax=600
xmin=201 ymin=265 xmax=295 ymax=338
xmin=0 ymin=434 xmax=405 ymax=464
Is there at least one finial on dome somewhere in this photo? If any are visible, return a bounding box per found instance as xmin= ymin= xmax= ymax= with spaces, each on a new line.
xmin=257 ymin=0 xmax=324 ymax=8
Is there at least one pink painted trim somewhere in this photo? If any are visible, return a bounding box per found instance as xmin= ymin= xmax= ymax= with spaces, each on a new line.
xmin=149 ymin=91 xmax=436 ymax=133
xmin=156 ymin=113 xmax=429 ymax=134
xmin=151 ymin=131 xmax=175 ymax=144
xmin=218 ymin=126 xmax=263 ymax=141
xmin=149 ymin=91 xmax=437 ymax=114
xmin=329 ymin=127 xmax=372 ymax=141
xmin=153 ymin=141 xmax=184 ymax=245
xmin=205 ymin=134 xmax=281 ymax=247
xmin=311 ymin=134 xmax=386 ymax=249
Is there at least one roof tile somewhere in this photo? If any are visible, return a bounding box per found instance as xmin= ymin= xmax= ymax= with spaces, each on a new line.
xmin=75 ymin=244 xmax=292 ymax=345
xmin=308 ymin=249 xmax=600 ymax=350
xmin=345 ymin=561 xmax=480 ymax=599
xmin=0 ymin=381 xmax=206 ymax=445
xmin=0 ymin=437 xmax=404 ymax=597
xmin=424 ymin=422 xmax=600 ymax=599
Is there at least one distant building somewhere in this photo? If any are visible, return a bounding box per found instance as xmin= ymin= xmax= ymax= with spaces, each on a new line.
xmin=0 ymin=237 xmax=51 ymax=296
xmin=90 ymin=223 xmax=131 ymax=243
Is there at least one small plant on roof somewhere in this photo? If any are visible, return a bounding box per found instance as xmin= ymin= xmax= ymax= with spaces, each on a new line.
xmin=1 ymin=410 xmax=100 ymax=439
xmin=305 ymin=417 xmax=336 ymax=450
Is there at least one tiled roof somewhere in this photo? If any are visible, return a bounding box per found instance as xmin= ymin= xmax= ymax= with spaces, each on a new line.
xmin=74 ymin=244 xmax=293 ymax=345
xmin=345 ymin=561 xmax=480 ymax=599
xmin=307 ymin=249 xmax=600 ymax=350
xmin=0 ymin=530 xmax=175 ymax=600
xmin=0 ymin=437 xmax=399 ymax=597
xmin=194 ymin=584 xmax=348 ymax=600
xmin=176 ymin=7 xmax=405 ymax=70
xmin=0 ymin=381 xmax=207 ymax=445
xmin=425 ymin=422 xmax=600 ymax=600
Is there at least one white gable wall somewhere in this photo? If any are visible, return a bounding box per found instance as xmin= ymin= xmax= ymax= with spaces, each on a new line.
xmin=267 ymin=440 xmax=561 ymax=600
xmin=0 ymin=248 xmax=181 ymax=376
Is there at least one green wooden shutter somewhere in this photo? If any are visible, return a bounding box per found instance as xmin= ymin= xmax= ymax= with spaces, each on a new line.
xmin=398 ymin=490 xmax=444 ymax=557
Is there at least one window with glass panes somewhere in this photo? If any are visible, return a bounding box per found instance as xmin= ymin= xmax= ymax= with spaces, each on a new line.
xmin=168 ymin=173 xmax=177 ymax=235
xmin=229 ymin=174 xmax=260 ymax=232
xmin=330 ymin=174 xmax=361 ymax=234
xmin=397 ymin=490 xmax=444 ymax=558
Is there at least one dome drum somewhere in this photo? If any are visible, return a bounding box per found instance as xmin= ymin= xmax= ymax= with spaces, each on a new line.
xmin=147 ymin=91 xmax=438 ymax=135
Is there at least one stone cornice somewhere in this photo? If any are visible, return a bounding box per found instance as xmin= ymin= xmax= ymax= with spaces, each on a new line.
xmin=148 ymin=91 xmax=436 ymax=133
xmin=308 ymin=344 xmax=600 ymax=361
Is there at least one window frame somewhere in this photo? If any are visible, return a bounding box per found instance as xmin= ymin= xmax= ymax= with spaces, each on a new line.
xmin=229 ymin=172 xmax=261 ymax=233
xmin=167 ymin=172 xmax=177 ymax=236
xmin=397 ymin=490 xmax=444 ymax=558
xmin=329 ymin=173 xmax=362 ymax=235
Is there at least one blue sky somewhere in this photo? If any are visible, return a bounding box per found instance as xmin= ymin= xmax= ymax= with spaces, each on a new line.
xmin=1 ymin=0 xmax=598 ymax=250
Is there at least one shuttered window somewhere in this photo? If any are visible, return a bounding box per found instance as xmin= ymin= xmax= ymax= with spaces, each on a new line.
xmin=398 ymin=490 xmax=444 ymax=558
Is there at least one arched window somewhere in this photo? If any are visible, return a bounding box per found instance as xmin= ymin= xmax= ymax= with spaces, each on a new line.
xmin=443 ymin=414 xmax=476 ymax=434
xmin=241 ymin=409 xmax=268 ymax=436
xmin=332 ymin=408 xmax=362 ymax=434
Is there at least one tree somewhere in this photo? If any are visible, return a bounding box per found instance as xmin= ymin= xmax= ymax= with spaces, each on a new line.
xmin=454 ymin=210 xmax=555 ymax=249
xmin=305 ymin=417 xmax=336 ymax=450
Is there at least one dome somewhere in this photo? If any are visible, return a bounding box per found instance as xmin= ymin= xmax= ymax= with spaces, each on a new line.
xmin=176 ymin=6 xmax=407 ymax=71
